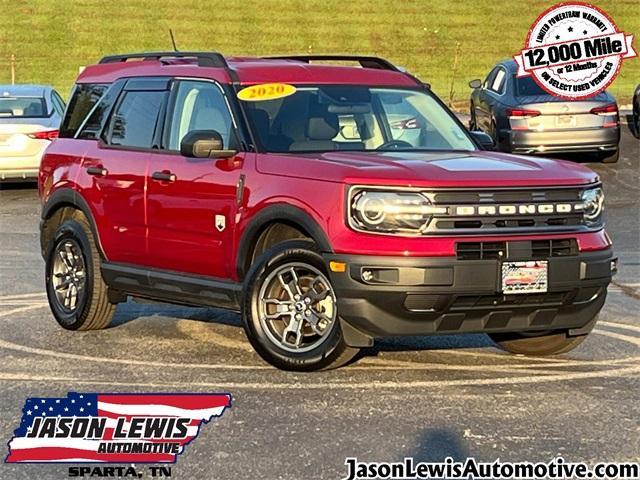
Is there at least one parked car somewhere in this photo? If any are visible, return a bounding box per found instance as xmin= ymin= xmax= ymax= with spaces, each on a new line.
xmin=39 ymin=52 xmax=615 ymax=371
xmin=469 ymin=60 xmax=620 ymax=163
xmin=633 ymin=84 xmax=640 ymax=137
xmin=0 ymin=84 xmax=65 ymax=180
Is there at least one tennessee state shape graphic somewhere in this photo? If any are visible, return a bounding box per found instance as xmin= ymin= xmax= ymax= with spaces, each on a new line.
xmin=5 ymin=392 xmax=232 ymax=463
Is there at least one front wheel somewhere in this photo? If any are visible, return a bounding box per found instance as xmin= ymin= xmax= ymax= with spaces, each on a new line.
xmin=488 ymin=323 xmax=595 ymax=356
xmin=469 ymin=103 xmax=477 ymax=130
xmin=242 ymin=240 xmax=358 ymax=371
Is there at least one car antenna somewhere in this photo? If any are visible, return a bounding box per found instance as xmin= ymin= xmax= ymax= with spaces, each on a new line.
xmin=169 ymin=29 xmax=179 ymax=52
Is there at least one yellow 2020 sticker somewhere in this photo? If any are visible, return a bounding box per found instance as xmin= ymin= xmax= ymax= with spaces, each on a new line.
xmin=237 ymin=83 xmax=296 ymax=102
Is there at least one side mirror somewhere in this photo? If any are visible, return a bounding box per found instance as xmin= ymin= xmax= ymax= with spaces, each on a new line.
xmin=471 ymin=131 xmax=495 ymax=150
xmin=469 ymin=79 xmax=482 ymax=89
xmin=180 ymin=130 xmax=236 ymax=159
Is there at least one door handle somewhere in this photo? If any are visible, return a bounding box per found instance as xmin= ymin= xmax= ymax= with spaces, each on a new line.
xmin=151 ymin=171 xmax=177 ymax=182
xmin=86 ymin=166 xmax=108 ymax=177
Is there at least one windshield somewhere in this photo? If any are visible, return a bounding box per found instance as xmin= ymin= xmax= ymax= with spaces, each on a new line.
xmin=242 ymin=86 xmax=475 ymax=153
xmin=0 ymin=96 xmax=47 ymax=118
xmin=514 ymin=76 xmax=547 ymax=97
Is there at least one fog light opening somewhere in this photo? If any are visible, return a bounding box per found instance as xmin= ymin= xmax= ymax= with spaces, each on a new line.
xmin=362 ymin=269 xmax=374 ymax=282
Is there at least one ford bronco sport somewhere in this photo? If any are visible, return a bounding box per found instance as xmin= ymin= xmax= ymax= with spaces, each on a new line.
xmin=39 ymin=52 xmax=615 ymax=371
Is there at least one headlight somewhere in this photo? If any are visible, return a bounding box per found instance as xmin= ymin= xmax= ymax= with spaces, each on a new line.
xmin=580 ymin=187 xmax=604 ymax=224
xmin=348 ymin=188 xmax=447 ymax=234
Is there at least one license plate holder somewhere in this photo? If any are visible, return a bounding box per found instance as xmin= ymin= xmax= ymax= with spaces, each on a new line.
xmin=556 ymin=115 xmax=576 ymax=127
xmin=501 ymin=261 xmax=548 ymax=294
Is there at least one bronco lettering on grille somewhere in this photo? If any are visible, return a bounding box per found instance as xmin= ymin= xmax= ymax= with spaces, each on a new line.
xmin=454 ymin=203 xmax=580 ymax=215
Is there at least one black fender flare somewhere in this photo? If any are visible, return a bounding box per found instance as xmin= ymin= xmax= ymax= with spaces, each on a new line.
xmin=40 ymin=188 xmax=105 ymax=259
xmin=236 ymin=204 xmax=333 ymax=279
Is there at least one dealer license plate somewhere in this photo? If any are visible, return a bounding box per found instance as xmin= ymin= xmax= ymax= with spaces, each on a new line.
xmin=501 ymin=261 xmax=548 ymax=294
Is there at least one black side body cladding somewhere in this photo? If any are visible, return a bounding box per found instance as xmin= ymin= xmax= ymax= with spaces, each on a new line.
xmin=101 ymin=263 xmax=242 ymax=311
xmin=40 ymin=188 xmax=105 ymax=258
xmin=235 ymin=204 xmax=334 ymax=279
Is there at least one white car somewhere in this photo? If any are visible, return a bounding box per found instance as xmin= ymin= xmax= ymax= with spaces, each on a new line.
xmin=0 ymin=85 xmax=65 ymax=180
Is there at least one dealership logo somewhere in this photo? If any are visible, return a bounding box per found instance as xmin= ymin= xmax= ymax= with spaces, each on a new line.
xmin=514 ymin=2 xmax=636 ymax=99
xmin=5 ymin=392 xmax=231 ymax=463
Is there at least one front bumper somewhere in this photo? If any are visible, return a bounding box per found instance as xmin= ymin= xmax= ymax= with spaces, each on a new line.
xmin=325 ymin=246 xmax=614 ymax=341
xmin=501 ymin=127 xmax=619 ymax=154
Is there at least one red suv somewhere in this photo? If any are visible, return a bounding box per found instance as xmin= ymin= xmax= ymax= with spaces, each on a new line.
xmin=39 ymin=52 xmax=615 ymax=371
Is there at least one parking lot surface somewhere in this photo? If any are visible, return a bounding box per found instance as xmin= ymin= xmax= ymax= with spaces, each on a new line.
xmin=0 ymin=118 xmax=638 ymax=479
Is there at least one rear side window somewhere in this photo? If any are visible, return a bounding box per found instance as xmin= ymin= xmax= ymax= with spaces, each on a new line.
xmin=77 ymin=82 xmax=124 ymax=141
xmin=51 ymin=91 xmax=66 ymax=116
xmin=0 ymin=97 xmax=47 ymax=118
xmin=490 ymin=68 xmax=506 ymax=94
xmin=59 ymin=84 xmax=108 ymax=138
xmin=107 ymin=90 xmax=166 ymax=148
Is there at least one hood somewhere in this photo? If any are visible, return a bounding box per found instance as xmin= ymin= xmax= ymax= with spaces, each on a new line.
xmin=256 ymin=150 xmax=599 ymax=188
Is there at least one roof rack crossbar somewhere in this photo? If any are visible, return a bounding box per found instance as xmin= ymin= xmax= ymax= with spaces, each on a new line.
xmin=98 ymin=51 xmax=229 ymax=68
xmin=263 ymin=55 xmax=400 ymax=71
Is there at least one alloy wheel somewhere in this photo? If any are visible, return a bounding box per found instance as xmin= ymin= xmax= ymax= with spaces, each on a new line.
xmin=257 ymin=262 xmax=337 ymax=353
xmin=51 ymin=239 xmax=86 ymax=312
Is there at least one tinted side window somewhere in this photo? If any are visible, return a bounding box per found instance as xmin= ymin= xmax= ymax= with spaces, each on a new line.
xmin=166 ymin=81 xmax=234 ymax=151
xmin=107 ymin=90 xmax=166 ymax=148
xmin=59 ymin=84 xmax=108 ymax=138
xmin=77 ymin=82 xmax=124 ymax=140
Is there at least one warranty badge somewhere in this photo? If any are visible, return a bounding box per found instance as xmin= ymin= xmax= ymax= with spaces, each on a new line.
xmin=514 ymin=2 xmax=636 ymax=99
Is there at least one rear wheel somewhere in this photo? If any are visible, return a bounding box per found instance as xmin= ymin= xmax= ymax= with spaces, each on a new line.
xmin=242 ymin=240 xmax=358 ymax=371
xmin=45 ymin=213 xmax=115 ymax=330
xmin=489 ymin=323 xmax=595 ymax=356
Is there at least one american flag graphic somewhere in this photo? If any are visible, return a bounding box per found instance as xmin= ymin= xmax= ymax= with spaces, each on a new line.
xmin=6 ymin=392 xmax=231 ymax=463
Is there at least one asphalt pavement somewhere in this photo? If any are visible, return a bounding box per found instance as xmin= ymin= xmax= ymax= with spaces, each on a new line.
xmin=0 ymin=117 xmax=638 ymax=479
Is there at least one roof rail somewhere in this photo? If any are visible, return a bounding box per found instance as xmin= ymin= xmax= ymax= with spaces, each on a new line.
xmin=98 ymin=51 xmax=229 ymax=68
xmin=263 ymin=55 xmax=400 ymax=71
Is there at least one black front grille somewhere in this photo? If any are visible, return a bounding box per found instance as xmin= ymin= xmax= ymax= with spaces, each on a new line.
xmin=531 ymin=239 xmax=578 ymax=259
xmin=456 ymin=242 xmax=506 ymax=260
xmin=456 ymin=239 xmax=578 ymax=261
xmin=423 ymin=187 xmax=593 ymax=234
xmin=452 ymin=292 xmax=569 ymax=309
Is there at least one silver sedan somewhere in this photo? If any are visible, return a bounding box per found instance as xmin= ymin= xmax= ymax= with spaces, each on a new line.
xmin=0 ymin=84 xmax=65 ymax=180
xmin=469 ymin=60 xmax=620 ymax=163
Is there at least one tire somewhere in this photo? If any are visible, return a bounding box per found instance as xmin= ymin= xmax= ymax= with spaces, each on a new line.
xmin=242 ymin=239 xmax=359 ymax=371
xmin=45 ymin=212 xmax=115 ymax=330
xmin=488 ymin=320 xmax=596 ymax=356
xmin=489 ymin=118 xmax=499 ymax=149
xmin=469 ymin=103 xmax=477 ymax=130
xmin=600 ymin=149 xmax=619 ymax=164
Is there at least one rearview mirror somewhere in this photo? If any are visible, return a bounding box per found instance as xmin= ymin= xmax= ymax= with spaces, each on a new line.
xmin=470 ymin=131 xmax=495 ymax=150
xmin=180 ymin=130 xmax=236 ymax=159
xmin=468 ymin=79 xmax=482 ymax=89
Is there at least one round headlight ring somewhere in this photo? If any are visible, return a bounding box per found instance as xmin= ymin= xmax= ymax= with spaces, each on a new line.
xmin=582 ymin=188 xmax=604 ymax=221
